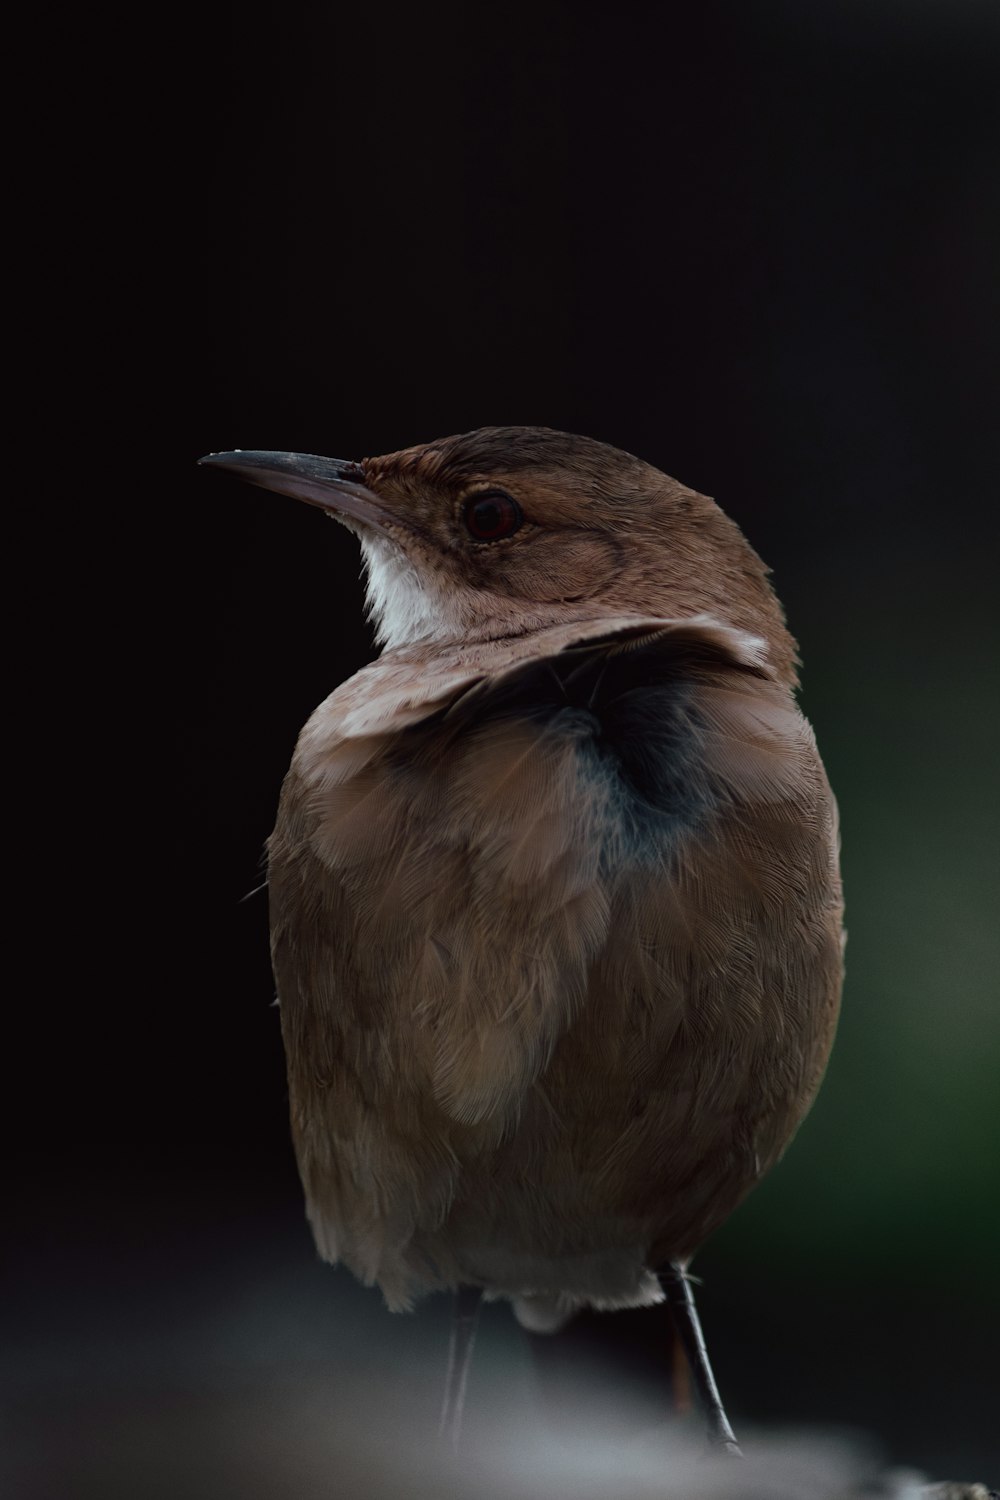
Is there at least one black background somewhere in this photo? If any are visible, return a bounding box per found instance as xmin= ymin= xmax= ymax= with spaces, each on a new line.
xmin=11 ymin=2 xmax=1000 ymax=1494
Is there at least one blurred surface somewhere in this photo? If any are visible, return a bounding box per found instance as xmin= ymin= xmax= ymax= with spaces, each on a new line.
xmin=14 ymin=0 xmax=999 ymax=1493
xmin=5 ymin=1178 xmax=997 ymax=1494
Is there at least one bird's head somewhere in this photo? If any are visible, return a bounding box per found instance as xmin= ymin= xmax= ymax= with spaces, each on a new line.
xmin=200 ymin=426 xmax=797 ymax=682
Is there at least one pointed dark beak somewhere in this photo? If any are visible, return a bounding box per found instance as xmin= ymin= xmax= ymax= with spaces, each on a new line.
xmin=198 ymin=450 xmax=397 ymax=532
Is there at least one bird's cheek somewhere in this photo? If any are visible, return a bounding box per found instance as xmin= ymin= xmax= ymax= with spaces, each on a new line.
xmin=487 ymin=532 xmax=624 ymax=603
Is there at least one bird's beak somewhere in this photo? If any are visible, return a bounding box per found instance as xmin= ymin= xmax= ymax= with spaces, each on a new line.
xmin=198 ymin=450 xmax=398 ymax=533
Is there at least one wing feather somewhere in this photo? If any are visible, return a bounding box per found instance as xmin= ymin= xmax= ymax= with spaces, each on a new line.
xmin=269 ymin=615 xmax=843 ymax=1304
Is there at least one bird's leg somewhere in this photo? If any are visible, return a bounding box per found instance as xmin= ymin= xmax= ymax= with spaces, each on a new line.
xmin=659 ymin=1265 xmax=742 ymax=1458
xmin=438 ymin=1285 xmax=483 ymax=1455
xmin=671 ymin=1321 xmax=693 ymax=1415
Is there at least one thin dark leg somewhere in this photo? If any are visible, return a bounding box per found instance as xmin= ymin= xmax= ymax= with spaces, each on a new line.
xmin=659 ymin=1265 xmax=742 ymax=1457
xmin=438 ymin=1285 xmax=483 ymax=1455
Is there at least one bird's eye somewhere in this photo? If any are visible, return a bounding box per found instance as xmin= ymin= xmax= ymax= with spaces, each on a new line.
xmin=463 ymin=490 xmax=523 ymax=542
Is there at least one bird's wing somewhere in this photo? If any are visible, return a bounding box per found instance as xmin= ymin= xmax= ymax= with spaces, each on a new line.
xmin=269 ymin=616 xmax=841 ymax=1291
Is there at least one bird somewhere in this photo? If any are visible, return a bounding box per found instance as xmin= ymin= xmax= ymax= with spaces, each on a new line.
xmin=200 ymin=427 xmax=845 ymax=1457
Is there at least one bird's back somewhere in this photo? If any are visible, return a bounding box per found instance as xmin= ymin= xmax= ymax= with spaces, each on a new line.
xmin=268 ymin=616 xmax=843 ymax=1314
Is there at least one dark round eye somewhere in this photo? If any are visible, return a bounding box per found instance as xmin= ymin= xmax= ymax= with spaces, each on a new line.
xmin=463 ymin=490 xmax=523 ymax=542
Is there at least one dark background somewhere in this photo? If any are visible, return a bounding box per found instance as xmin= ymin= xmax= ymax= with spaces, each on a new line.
xmin=11 ymin=1 xmax=999 ymax=1494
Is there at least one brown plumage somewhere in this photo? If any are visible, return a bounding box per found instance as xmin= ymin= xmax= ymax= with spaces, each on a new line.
xmin=201 ymin=427 xmax=844 ymax=1441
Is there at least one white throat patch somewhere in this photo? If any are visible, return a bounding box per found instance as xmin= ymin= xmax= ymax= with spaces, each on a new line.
xmin=360 ymin=533 xmax=457 ymax=649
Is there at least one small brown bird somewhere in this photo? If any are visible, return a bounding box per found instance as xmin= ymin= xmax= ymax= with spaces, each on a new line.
xmin=202 ymin=427 xmax=844 ymax=1456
